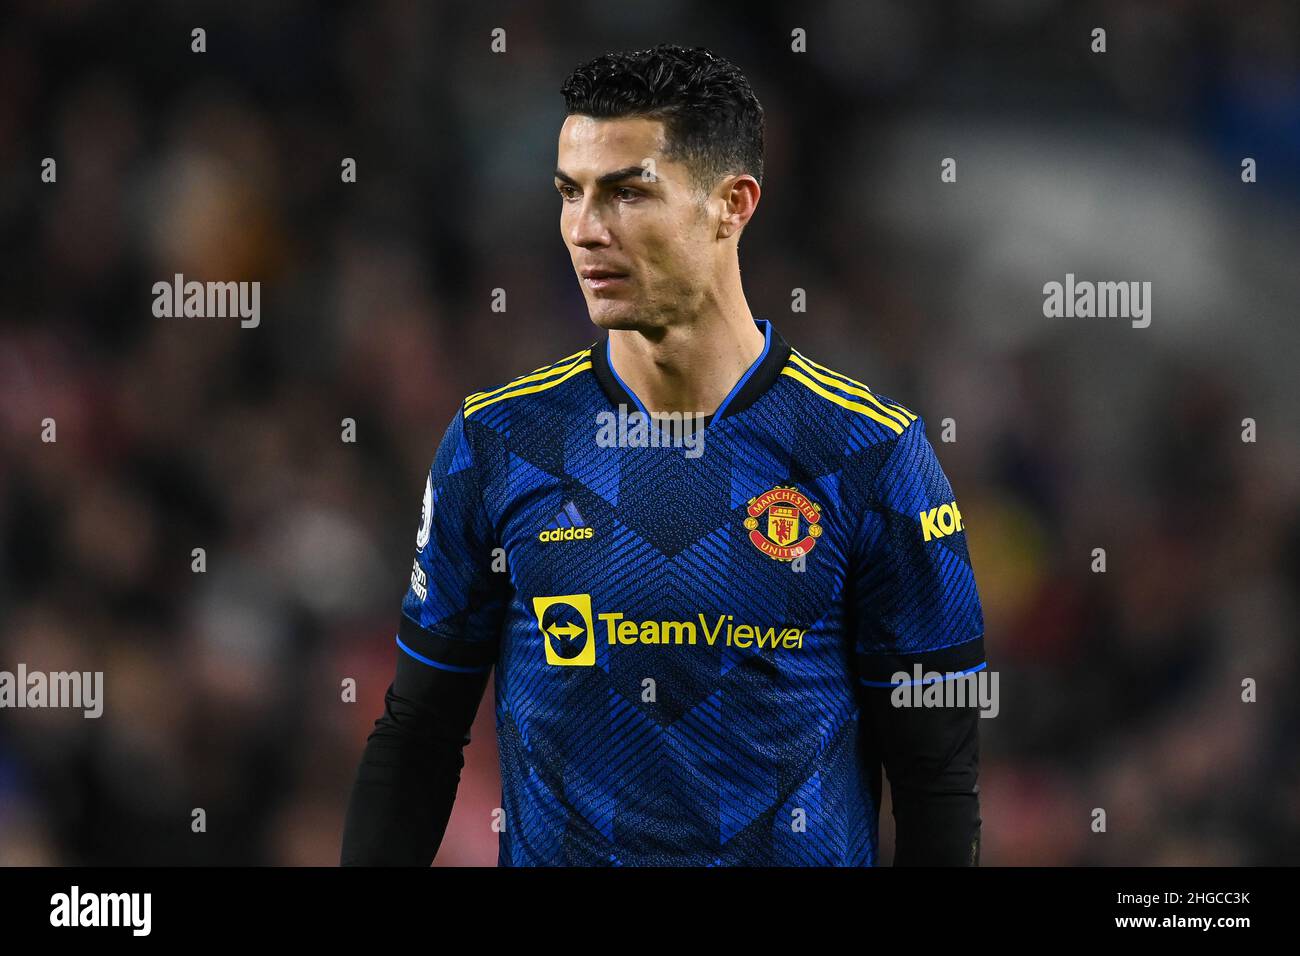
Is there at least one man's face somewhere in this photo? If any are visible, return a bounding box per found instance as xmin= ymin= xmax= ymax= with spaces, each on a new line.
xmin=555 ymin=114 xmax=718 ymax=333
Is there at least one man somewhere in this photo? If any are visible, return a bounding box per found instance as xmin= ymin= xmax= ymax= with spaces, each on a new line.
xmin=342 ymin=44 xmax=986 ymax=866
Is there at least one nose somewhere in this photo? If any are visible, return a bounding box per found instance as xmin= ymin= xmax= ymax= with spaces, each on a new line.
xmin=568 ymin=194 xmax=611 ymax=249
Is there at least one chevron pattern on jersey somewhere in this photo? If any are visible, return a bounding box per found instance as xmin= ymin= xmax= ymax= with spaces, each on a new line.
xmin=403 ymin=322 xmax=984 ymax=865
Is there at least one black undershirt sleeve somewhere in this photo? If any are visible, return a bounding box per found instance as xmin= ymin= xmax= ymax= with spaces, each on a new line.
xmin=857 ymin=638 xmax=985 ymax=866
xmin=340 ymin=648 xmax=492 ymax=866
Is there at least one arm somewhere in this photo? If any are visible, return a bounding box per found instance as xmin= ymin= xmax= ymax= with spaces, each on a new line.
xmin=341 ymin=639 xmax=491 ymax=866
xmin=849 ymin=413 xmax=987 ymax=866
xmin=857 ymin=641 xmax=984 ymax=866
xmin=341 ymin=406 xmax=506 ymax=866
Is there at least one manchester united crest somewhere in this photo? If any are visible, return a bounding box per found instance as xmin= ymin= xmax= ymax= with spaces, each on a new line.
xmin=743 ymin=485 xmax=823 ymax=561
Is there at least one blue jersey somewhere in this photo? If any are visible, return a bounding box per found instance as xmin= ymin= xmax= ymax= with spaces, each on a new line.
xmin=397 ymin=318 xmax=985 ymax=865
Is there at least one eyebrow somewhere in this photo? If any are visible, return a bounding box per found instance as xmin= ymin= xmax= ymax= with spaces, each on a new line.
xmin=554 ymin=165 xmax=656 ymax=188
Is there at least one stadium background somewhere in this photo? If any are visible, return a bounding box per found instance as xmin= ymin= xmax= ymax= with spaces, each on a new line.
xmin=0 ymin=0 xmax=1297 ymax=865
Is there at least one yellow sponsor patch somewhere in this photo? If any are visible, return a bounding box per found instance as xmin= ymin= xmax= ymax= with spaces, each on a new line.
xmin=920 ymin=501 xmax=963 ymax=542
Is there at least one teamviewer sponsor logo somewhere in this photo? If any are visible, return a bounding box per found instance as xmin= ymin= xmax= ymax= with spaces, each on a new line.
xmin=531 ymin=593 xmax=809 ymax=667
xmin=533 ymin=594 xmax=597 ymax=666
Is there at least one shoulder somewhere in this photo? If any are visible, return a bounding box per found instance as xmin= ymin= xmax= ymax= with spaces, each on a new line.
xmin=778 ymin=345 xmax=923 ymax=442
xmin=778 ymin=349 xmax=964 ymax=524
xmin=460 ymin=344 xmax=596 ymax=422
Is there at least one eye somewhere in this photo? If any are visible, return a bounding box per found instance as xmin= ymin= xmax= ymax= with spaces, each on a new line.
xmin=556 ymin=184 xmax=578 ymax=201
xmin=614 ymin=187 xmax=641 ymax=202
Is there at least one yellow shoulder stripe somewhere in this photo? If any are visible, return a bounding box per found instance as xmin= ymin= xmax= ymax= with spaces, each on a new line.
xmin=464 ymin=348 xmax=591 ymax=407
xmin=780 ymin=366 xmax=906 ymax=434
xmin=788 ymin=351 xmax=916 ymax=425
xmin=464 ymin=350 xmax=592 ymax=418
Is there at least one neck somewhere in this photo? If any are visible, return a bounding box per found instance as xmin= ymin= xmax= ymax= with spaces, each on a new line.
xmin=606 ymin=291 xmax=765 ymax=418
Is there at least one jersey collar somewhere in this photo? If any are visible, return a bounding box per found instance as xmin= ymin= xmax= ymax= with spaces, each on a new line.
xmin=589 ymin=318 xmax=791 ymax=425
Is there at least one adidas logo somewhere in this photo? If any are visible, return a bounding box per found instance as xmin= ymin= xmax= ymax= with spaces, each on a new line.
xmin=538 ymin=501 xmax=595 ymax=542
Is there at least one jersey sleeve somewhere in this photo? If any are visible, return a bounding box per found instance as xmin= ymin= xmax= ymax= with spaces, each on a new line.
xmin=397 ymin=405 xmax=508 ymax=674
xmin=850 ymin=415 xmax=985 ymax=680
xmin=850 ymin=415 xmax=986 ymax=865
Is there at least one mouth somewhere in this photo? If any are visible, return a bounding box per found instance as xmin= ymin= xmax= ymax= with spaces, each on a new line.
xmin=581 ymin=272 xmax=630 ymax=293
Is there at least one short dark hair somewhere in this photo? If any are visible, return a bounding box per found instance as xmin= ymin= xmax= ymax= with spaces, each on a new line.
xmin=560 ymin=44 xmax=764 ymax=195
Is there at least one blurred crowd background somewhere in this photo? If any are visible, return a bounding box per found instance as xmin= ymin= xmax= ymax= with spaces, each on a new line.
xmin=1 ymin=0 xmax=1297 ymax=865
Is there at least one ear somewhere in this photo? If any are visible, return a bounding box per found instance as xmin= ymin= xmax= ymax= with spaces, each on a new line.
xmin=716 ymin=174 xmax=760 ymax=240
